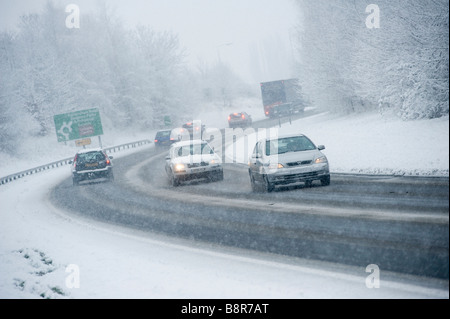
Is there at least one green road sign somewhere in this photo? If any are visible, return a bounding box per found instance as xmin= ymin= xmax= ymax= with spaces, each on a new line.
xmin=164 ymin=115 xmax=172 ymax=127
xmin=54 ymin=108 xmax=103 ymax=142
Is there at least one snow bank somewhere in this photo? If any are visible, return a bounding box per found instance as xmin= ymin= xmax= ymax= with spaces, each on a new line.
xmin=227 ymin=111 xmax=449 ymax=177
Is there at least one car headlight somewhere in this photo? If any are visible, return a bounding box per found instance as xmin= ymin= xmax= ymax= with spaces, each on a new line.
xmin=174 ymin=163 xmax=186 ymax=172
xmin=268 ymin=163 xmax=284 ymax=169
xmin=314 ymin=156 xmax=328 ymax=164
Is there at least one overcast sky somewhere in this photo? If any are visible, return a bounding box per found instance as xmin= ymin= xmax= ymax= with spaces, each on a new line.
xmin=0 ymin=0 xmax=299 ymax=83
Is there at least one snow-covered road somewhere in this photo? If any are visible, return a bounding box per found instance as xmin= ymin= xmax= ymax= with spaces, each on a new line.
xmin=1 ymin=111 xmax=448 ymax=299
xmin=0 ymin=146 xmax=448 ymax=299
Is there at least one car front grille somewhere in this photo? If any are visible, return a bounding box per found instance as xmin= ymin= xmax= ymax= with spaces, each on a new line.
xmin=272 ymin=171 xmax=321 ymax=184
xmin=286 ymin=160 xmax=312 ymax=167
xmin=187 ymin=162 xmax=209 ymax=168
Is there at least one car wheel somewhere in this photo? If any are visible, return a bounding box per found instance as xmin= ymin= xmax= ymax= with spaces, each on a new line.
xmin=72 ymin=178 xmax=79 ymax=186
xmin=216 ymin=170 xmax=224 ymax=181
xmin=108 ymin=171 xmax=114 ymax=182
xmin=304 ymin=180 xmax=312 ymax=187
xmin=170 ymin=174 xmax=180 ymax=187
xmin=249 ymin=173 xmax=259 ymax=192
xmin=321 ymin=175 xmax=331 ymax=186
xmin=264 ymin=175 xmax=274 ymax=193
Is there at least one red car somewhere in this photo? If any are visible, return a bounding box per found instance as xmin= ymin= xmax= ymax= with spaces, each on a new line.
xmin=180 ymin=122 xmax=205 ymax=139
xmin=228 ymin=112 xmax=252 ymax=128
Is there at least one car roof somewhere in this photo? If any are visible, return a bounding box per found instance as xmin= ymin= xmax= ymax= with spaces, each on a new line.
xmin=75 ymin=148 xmax=104 ymax=154
xmin=171 ymin=139 xmax=207 ymax=147
xmin=155 ymin=129 xmax=172 ymax=135
xmin=259 ymin=133 xmax=307 ymax=143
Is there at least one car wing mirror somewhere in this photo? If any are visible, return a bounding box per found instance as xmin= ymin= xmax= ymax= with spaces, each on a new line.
xmin=317 ymin=145 xmax=325 ymax=150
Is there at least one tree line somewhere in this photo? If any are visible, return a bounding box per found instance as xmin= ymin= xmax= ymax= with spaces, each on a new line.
xmin=293 ymin=0 xmax=449 ymax=120
xmin=0 ymin=2 xmax=250 ymax=155
xmin=1 ymin=1 xmax=448 ymax=156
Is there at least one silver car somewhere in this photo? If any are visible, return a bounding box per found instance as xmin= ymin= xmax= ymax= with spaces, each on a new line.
xmin=248 ymin=134 xmax=330 ymax=192
xmin=165 ymin=140 xmax=223 ymax=186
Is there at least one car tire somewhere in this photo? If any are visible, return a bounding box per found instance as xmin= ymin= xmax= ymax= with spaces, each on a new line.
xmin=209 ymin=170 xmax=223 ymax=182
xmin=72 ymin=178 xmax=79 ymax=186
xmin=321 ymin=175 xmax=331 ymax=186
xmin=108 ymin=171 xmax=114 ymax=182
xmin=170 ymin=174 xmax=180 ymax=187
xmin=249 ymin=173 xmax=259 ymax=192
xmin=264 ymin=175 xmax=275 ymax=193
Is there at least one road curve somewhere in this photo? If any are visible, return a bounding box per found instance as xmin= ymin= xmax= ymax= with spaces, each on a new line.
xmin=50 ymin=145 xmax=449 ymax=279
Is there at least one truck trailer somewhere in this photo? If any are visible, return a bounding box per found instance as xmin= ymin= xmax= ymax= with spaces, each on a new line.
xmin=260 ymin=78 xmax=305 ymax=118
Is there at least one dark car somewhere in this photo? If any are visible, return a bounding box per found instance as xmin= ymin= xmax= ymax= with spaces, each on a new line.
xmin=70 ymin=148 xmax=114 ymax=186
xmin=228 ymin=112 xmax=252 ymax=128
xmin=154 ymin=129 xmax=177 ymax=148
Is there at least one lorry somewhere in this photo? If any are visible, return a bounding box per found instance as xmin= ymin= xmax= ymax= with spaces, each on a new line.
xmin=260 ymin=78 xmax=305 ymax=118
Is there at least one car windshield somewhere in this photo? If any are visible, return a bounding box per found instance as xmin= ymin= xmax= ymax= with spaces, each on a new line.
xmin=77 ymin=151 xmax=105 ymax=162
xmin=266 ymin=136 xmax=316 ymax=155
xmin=175 ymin=143 xmax=213 ymax=157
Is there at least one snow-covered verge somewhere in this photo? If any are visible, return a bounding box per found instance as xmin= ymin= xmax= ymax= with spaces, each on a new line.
xmin=227 ymin=111 xmax=449 ymax=177
xmin=0 ymin=144 xmax=448 ymax=299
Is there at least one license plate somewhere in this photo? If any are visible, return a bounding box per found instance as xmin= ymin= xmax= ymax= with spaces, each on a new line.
xmin=86 ymin=163 xmax=98 ymax=167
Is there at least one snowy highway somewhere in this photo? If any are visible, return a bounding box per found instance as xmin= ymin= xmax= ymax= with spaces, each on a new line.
xmin=1 ymin=0 xmax=448 ymax=301
xmin=50 ymin=146 xmax=449 ymax=280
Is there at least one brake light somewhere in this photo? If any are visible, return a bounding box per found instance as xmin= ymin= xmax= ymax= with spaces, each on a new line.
xmin=106 ymin=159 xmax=111 ymax=165
xmin=241 ymin=114 xmax=245 ymax=119
xmin=265 ymin=111 xmax=269 ymax=115
xmin=228 ymin=116 xmax=231 ymax=121
xmin=154 ymin=139 xmax=158 ymax=143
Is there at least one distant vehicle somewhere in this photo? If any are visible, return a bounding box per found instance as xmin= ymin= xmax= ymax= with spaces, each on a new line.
xmin=228 ymin=112 xmax=252 ymax=128
xmin=154 ymin=129 xmax=177 ymax=148
xmin=69 ymin=148 xmax=114 ymax=186
xmin=260 ymin=78 xmax=305 ymax=118
xmin=165 ymin=140 xmax=223 ymax=186
xmin=248 ymin=133 xmax=330 ymax=192
xmin=180 ymin=122 xmax=206 ymax=140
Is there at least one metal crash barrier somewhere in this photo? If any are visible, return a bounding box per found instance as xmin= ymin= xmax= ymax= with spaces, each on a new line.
xmin=0 ymin=139 xmax=152 ymax=186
